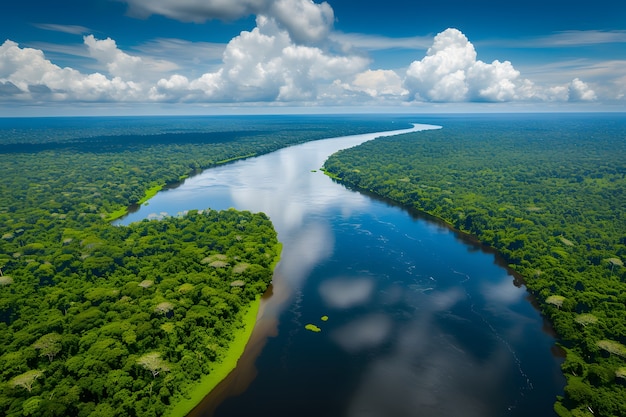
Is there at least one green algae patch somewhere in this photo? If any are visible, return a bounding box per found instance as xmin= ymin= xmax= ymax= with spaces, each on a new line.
xmin=305 ymin=324 xmax=322 ymax=333
xmin=321 ymin=315 xmax=329 ymax=322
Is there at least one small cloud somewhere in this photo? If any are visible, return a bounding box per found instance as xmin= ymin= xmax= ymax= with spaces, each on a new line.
xmin=84 ymin=35 xmax=143 ymax=80
xmin=568 ymin=77 xmax=597 ymax=101
xmin=513 ymin=30 xmax=626 ymax=48
xmin=268 ymin=0 xmax=334 ymax=44
xmin=330 ymin=32 xmax=433 ymax=52
xmin=120 ymin=0 xmax=263 ymax=22
xmin=84 ymin=35 xmax=179 ymax=80
xmin=32 ymin=23 xmax=90 ymax=35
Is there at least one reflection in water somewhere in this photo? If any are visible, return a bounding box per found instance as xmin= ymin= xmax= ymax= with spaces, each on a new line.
xmin=319 ymin=277 xmax=375 ymax=309
xmin=332 ymin=314 xmax=392 ymax=353
xmin=279 ymin=222 xmax=334 ymax=289
xmin=118 ymin=123 xmax=564 ymax=417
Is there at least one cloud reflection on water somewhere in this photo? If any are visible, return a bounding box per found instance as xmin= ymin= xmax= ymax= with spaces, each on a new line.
xmin=318 ymin=277 xmax=375 ymax=309
xmin=331 ymin=314 xmax=392 ymax=353
xmin=344 ymin=307 xmax=525 ymax=417
xmin=279 ymin=222 xmax=334 ymax=289
xmin=481 ymin=275 xmax=525 ymax=305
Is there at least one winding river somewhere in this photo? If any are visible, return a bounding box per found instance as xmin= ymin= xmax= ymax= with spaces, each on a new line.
xmin=117 ymin=123 xmax=564 ymax=417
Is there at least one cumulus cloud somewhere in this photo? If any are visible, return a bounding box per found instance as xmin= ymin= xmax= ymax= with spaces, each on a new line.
xmin=404 ymin=28 xmax=599 ymax=103
xmin=568 ymin=77 xmax=597 ymax=101
xmin=151 ymin=15 xmax=368 ymax=102
xmin=0 ymin=39 xmax=142 ymax=102
xmin=120 ymin=0 xmax=333 ymax=44
xmin=84 ymin=35 xmax=143 ymax=79
xmin=268 ymin=0 xmax=333 ymax=44
xmin=405 ymin=28 xmax=523 ymax=102
xmin=84 ymin=35 xmax=179 ymax=80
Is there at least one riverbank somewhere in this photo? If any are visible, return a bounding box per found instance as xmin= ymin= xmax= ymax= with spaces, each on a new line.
xmin=164 ymin=295 xmax=263 ymax=417
xmin=164 ymin=240 xmax=283 ymax=417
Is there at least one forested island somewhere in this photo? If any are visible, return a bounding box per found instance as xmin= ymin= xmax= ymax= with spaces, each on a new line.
xmin=322 ymin=114 xmax=626 ymax=417
xmin=0 ymin=116 xmax=405 ymax=417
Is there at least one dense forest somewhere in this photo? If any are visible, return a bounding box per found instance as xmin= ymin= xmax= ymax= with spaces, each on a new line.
xmin=323 ymin=114 xmax=626 ymax=417
xmin=0 ymin=116 xmax=405 ymax=417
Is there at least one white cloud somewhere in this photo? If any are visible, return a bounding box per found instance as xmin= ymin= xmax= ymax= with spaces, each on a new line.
xmin=403 ymin=28 xmax=600 ymax=103
xmin=0 ymin=39 xmax=142 ymax=102
xmin=268 ymin=0 xmax=333 ymax=44
xmin=84 ymin=35 xmax=142 ymax=79
xmin=349 ymin=69 xmax=408 ymax=98
xmin=152 ymin=15 xmax=368 ymax=102
xmin=502 ymin=30 xmax=626 ymax=48
xmin=467 ymin=59 xmax=520 ymax=101
xmin=568 ymin=78 xmax=597 ymax=101
xmin=84 ymin=35 xmax=179 ymax=80
xmin=405 ymin=28 xmax=527 ymax=102
xmin=32 ymin=23 xmax=91 ymax=35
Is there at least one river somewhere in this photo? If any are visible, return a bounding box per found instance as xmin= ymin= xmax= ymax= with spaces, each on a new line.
xmin=117 ymin=122 xmax=564 ymax=417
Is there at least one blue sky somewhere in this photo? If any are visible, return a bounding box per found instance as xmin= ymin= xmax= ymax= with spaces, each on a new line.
xmin=1 ymin=0 xmax=625 ymax=115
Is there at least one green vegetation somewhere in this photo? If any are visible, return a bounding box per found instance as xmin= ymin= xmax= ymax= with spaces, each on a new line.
xmin=0 ymin=116 xmax=404 ymax=417
xmin=163 ymin=295 xmax=262 ymax=417
xmin=323 ymin=114 xmax=626 ymax=417
xmin=0 ymin=208 xmax=279 ymax=417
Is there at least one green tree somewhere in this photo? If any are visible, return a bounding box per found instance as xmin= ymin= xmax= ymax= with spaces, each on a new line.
xmin=10 ymin=370 xmax=44 ymax=393
xmin=137 ymin=352 xmax=170 ymax=378
xmin=32 ymin=333 xmax=63 ymax=363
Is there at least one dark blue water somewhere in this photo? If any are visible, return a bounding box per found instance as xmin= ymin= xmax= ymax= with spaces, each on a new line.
xmin=117 ymin=123 xmax=564 ymax=417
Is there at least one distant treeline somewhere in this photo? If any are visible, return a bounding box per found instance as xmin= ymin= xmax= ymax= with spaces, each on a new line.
xmin=0 ymin=116 xmax=405 ymax=417
xmin=323 ymin=114 xmax=626 ymax=417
